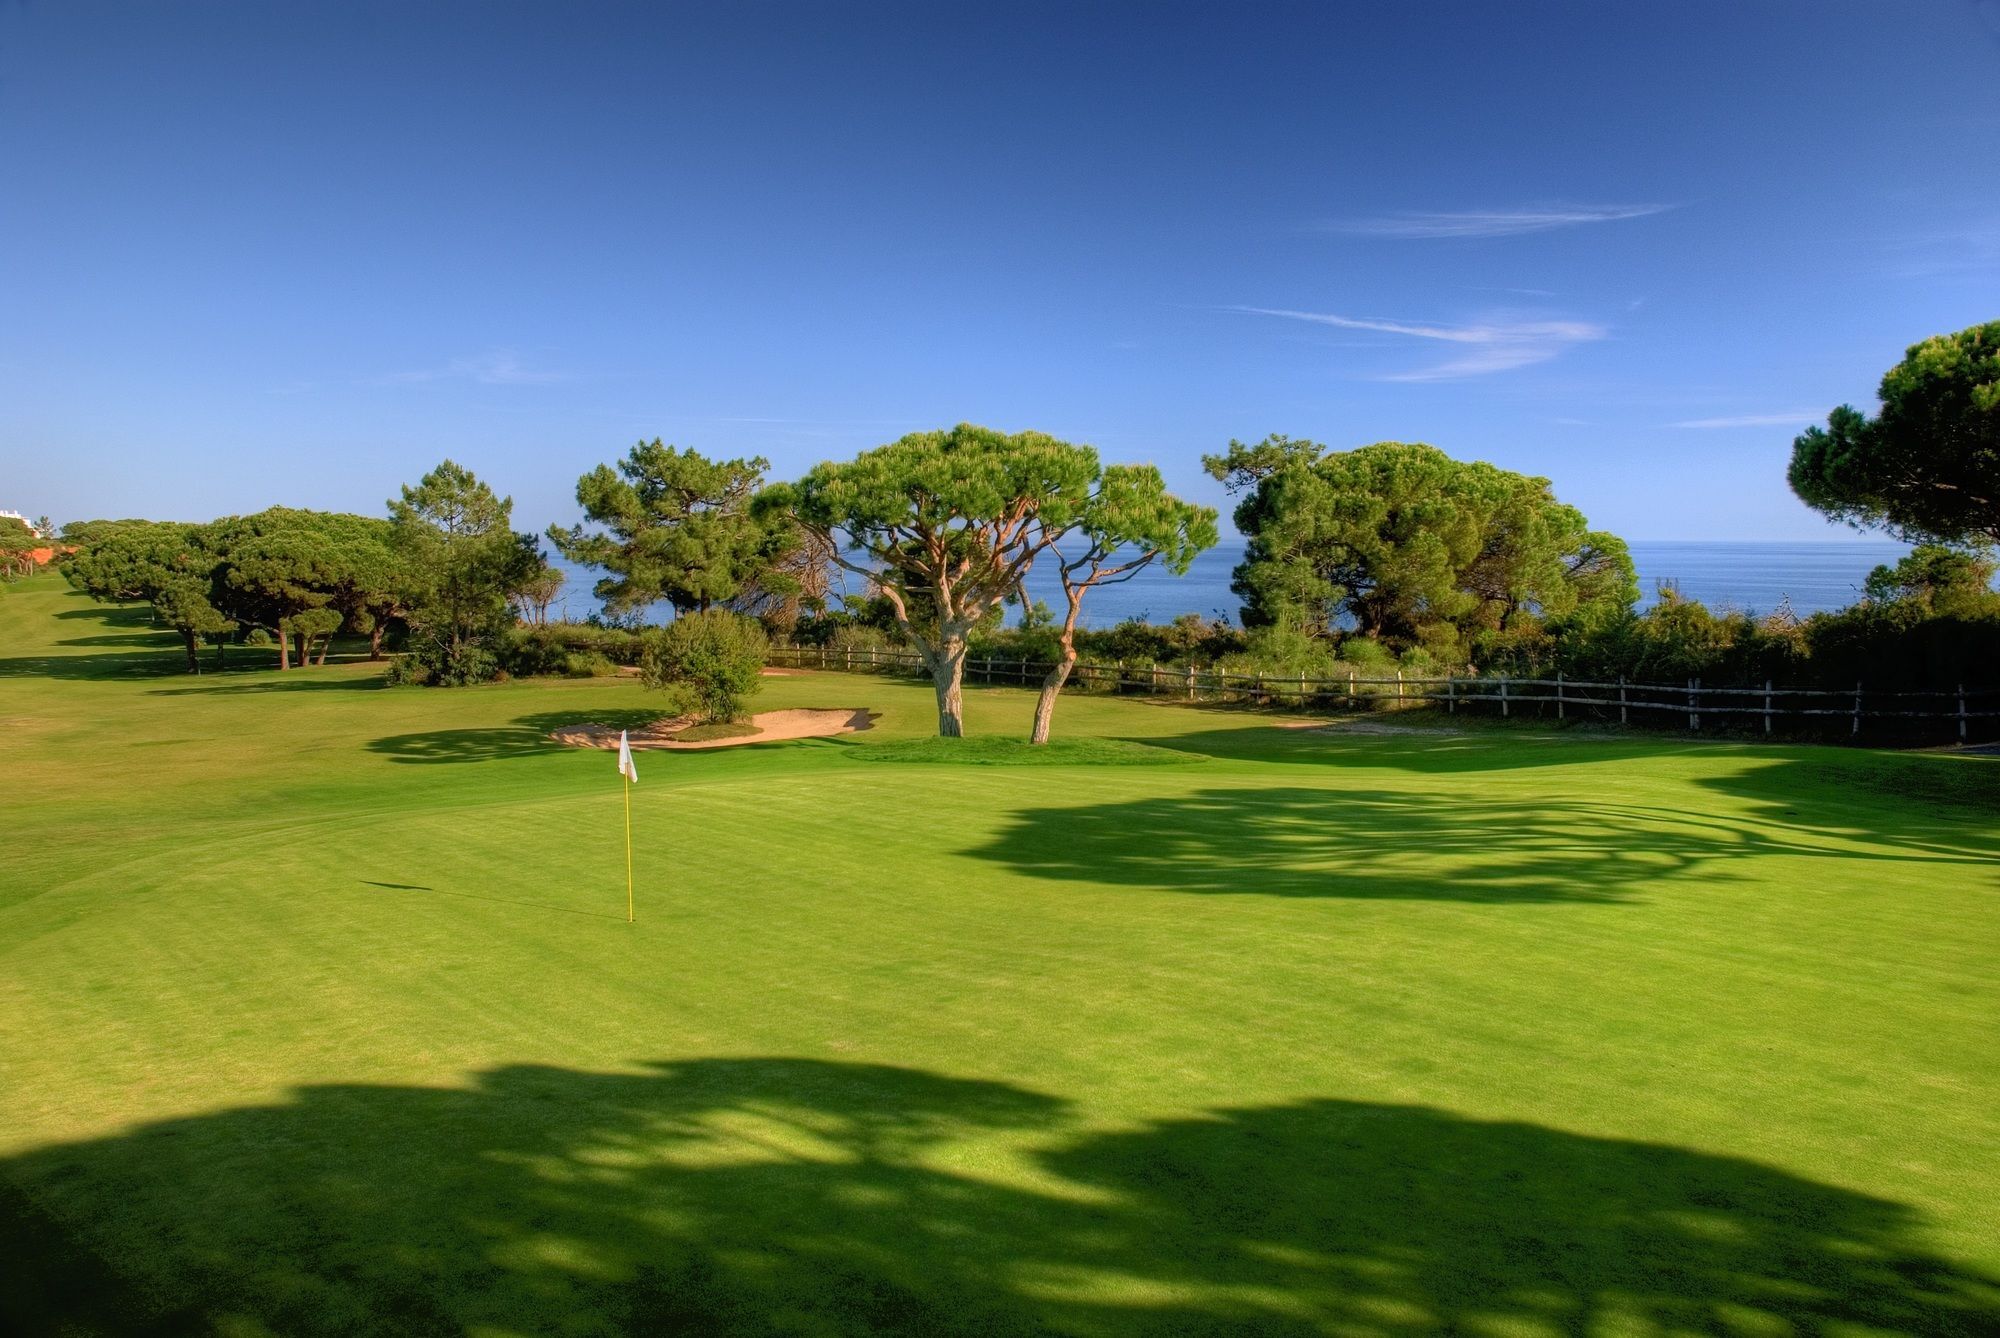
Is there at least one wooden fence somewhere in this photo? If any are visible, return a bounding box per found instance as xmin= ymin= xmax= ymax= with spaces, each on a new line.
xmin=769 ymin=644 xmax=1999 ymax=743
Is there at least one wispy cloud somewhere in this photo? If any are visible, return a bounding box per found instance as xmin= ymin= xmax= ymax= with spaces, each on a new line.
xmin=1670 ymin=410 xmax=1824 ymax=429
xmin=377 ymin=351 xmax=567 ymax=387
xmin=1227 ymin=306 xmax=1607 ymax=380
xmin=1884 ymin=218 xmax=2000 ymax=277
xmin=1329 ymin=203 xmax=1675 ymax=240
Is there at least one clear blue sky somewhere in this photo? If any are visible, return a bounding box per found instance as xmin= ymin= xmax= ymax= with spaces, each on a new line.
xmin=5 ymin=1 xmax=1998 ymax=540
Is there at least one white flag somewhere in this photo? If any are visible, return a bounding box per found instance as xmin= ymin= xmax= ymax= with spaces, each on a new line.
xmin=617 ymin=729 xmax=639 ymax=784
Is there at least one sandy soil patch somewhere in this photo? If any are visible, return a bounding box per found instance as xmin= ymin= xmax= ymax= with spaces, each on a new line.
xmin=550 ymin=707 xmax=874 ymax=751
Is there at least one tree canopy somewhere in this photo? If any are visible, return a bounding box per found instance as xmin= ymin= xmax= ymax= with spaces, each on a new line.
xmin=764 ymin=424 xmax=1100 ymax=736
xmin=1027 ymin=465 xmax=1217 ymax=744
xmin=1205 ymin=437 xmax=1634 ymax=663
xmin=550 ymin=441 xmax=791 ymax=619
xmin=63 ymin=520 xmax=235 ymax=671
xmin=1862 ymin=543 xmax=1998 ymax=615
xmin=1789 ymin=320 xmax=2000 ymax=545
xmin=390 ymin=461 xmax=540 ymax=685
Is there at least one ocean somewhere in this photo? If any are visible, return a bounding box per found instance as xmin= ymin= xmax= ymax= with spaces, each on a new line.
xmin=548 ymin=540 xmax=1914 ymax=630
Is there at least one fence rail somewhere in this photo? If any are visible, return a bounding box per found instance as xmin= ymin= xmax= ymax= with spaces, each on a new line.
xmin=768 ymin=645 xmax=1998 ymax=742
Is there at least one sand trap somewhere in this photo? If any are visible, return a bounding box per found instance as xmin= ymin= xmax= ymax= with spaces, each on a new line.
xmin=550 ymin=707 xmax=874 ymax=751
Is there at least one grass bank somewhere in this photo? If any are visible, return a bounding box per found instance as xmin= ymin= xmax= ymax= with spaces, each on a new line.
xmin=2 ymin=572 xmax=1995 ymax=1334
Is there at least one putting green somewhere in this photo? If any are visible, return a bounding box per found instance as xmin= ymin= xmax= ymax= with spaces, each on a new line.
xmin=3 ymin=572 xmax=1996 ymax=1335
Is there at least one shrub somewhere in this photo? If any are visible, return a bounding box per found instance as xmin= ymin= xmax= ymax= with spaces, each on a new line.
xmin=1336 ymin=637 xmax=1397 ymax=671
xmin=829 ymin=624 xmax=894 ymax=654
xmin=641 ymin=610 xmax=768 ymax=724
xmin=564 ymin=650 xmax=620 ymax=678
xmin=499 ymin=623 xmax=647 ymax=676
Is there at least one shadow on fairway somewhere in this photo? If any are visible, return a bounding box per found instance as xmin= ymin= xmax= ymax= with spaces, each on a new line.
xmin=148 ymin=668 xmax=385 ymax=696
xmin=970 ymin=784 xmax=1990 ymax=902
xmin=1128 ymin=728 xmax=1998 ymax=876
xmin=1128 ymin=722 xmax=1677 ymax=774
xmin=367 ymin=710 xmax=674 ymax=764
xmin=367 ymin=708 xmax=873 ymax=765
xmin=358 ymin=878 xmax=626 ymax=920
xmin=4 ymin=1057 xmax=1993 ymax=1335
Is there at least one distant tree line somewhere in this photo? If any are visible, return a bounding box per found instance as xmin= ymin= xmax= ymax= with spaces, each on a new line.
xmin=44 ymin=318 xmax=1997 ymax=737
xmin=62 ymin=461 xmax=547 ymax=680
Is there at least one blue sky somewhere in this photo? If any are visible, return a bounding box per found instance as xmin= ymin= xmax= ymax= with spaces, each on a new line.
xmin=4 ymin=1 xmax=1998 ymax=540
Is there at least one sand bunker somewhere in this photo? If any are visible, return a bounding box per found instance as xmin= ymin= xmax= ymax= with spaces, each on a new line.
xmin=550 ymin=708 xmax=874 ymax=751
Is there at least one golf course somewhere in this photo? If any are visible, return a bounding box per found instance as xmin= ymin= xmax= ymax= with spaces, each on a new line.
xmin=2 ymin=569 xmax=1995 ymax=1335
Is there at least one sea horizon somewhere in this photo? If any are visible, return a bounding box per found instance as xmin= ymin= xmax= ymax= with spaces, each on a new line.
xmin=550 ymin=537 xmax=1923 ymax=629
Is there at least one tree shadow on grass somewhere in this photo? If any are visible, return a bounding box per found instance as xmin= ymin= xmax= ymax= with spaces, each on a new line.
xmin=366 ymin=709 xmax=674 ymax=765
xmin=1128 ymin=722 xmax=1683 ymax=776
xmin=968 ymin=784 xmax=1991 ymax=902
xmin=147 ymin=668 xmax=384 ymax=696
xmin=1125 ymin=728 xmax=1998 ymax=875
xmin=3 ymin=1057 xmax=1992 ymax=1335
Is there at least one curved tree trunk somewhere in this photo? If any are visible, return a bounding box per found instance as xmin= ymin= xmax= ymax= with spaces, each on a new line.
xmin=180 ymin=627 xmax=200 ymax=673
xmin=277 ymin=629 xmax=292 ymax=672
xmin=369 ymin=624 xmax=384 ymax=660
xmin=1030 ymin=653 xmax=1075 ymax=744
xmin=1029 ymin=585 xmax=1087 ymax=745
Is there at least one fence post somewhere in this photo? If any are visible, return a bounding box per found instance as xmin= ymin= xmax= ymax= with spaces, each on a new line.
xmin=1619 ymin=676 xmax=1628 ymax=726
xmin=1152 ymin=662 xmax=1162 ymax=695
xmin=1960 ymin=683 xmax=1969 ymax=742
xmin=1347 ymin=667 xmax=1356 ymax=708
xmin=1556 ymin=671 xmax=1565 ymax=721
xmin=1256 ymin=670 xmax=1266 ymax=705
xmin=1688 ymin=678 xmax=1699 ymax=732
xmin=1852 ymin=680 xmax=1863 ymax=738
xmin=1500 ymin=679 xmax=1509 ymax=718
xmin=1763 ymin=679 xmax=1773 ymax=736
xmin=1396 ymin=669 xmax=1404 ymax=703
xmin=1298 ymin=671 xmax=1307 ymax=709
xmin=1447 ymin=676 xmax=1456 ymax=714
xmin=1186 ymin=663 xmax=1195 ymax=702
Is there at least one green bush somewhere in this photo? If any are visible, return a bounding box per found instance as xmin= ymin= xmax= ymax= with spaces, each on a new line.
xmin=1336 ymin=637 xmax=1397 ymax=671
xmin=641 ymin=610 xmax=769 ymax=724
xmin=500 ymin=623 xmax=647 ymax=676
xmin=563 ymin=650 xmax=620 ymax=678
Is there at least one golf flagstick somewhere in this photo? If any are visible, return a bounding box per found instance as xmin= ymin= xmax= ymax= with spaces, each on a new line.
xmin=617 ymin=730 xmax=638 ymax=922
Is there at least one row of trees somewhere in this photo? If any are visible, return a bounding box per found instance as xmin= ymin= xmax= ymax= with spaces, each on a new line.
xmin=51 ymin=318 xmax=1993 ymax=741
xmin=64 ymin=463 xmax=543 ymax=681
xmin=545 ymin=426 xmax=1216 ymax=740
xmin=0 ymin=514 xmax=54 ymax=581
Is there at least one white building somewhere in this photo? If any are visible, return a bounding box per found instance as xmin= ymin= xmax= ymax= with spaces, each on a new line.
xmin=0 ymin=509 xmax=43 ymax=536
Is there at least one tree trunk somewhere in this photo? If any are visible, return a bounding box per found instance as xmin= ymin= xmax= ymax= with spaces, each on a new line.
xmin=278 ymin=630 xmax=292 ymax=672
xmin=315 ymin=637 xmax=331 ymax=666
xmin=1030 ymin=654 xmax=1075 ymax=744
xmin=931 ymin=638 xmax=968 ymax=736
xmin=1029 ymin=586 xmax=1087 ymax=745
xmin=295 ymin=632 xmax=310 ymax=668
xmin=369 ymin=624 xmax=383 ymax=660
xmin=180 ymin=627 xmax=200 ymax=673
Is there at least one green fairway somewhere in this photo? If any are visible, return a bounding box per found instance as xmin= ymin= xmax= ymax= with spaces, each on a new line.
xmin=2 ymin=570 xmax=1996 ymax=1335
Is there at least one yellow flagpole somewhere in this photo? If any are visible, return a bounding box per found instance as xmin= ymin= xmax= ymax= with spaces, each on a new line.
xmin=623 ymin=771 xmax=635 ymax=923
